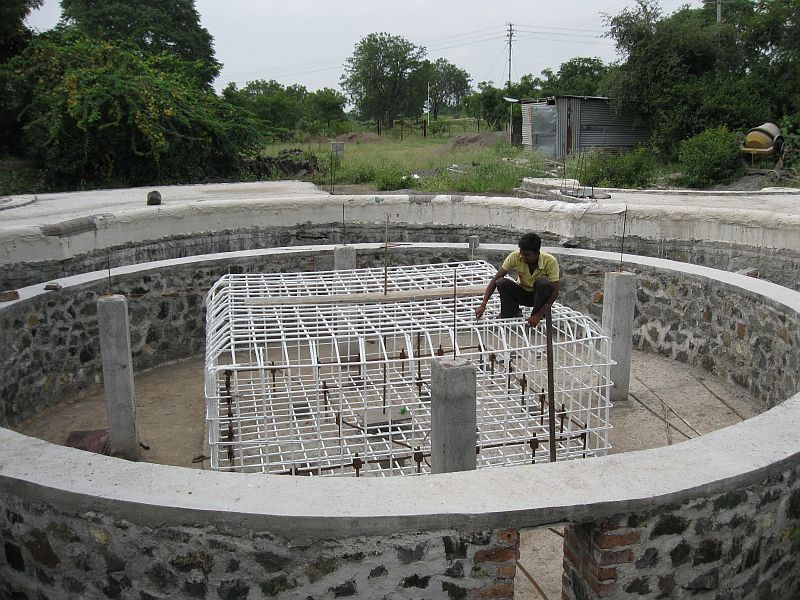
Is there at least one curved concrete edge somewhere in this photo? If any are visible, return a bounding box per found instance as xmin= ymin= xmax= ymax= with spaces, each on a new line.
xmin=5 ymin=242 xmax=800 ymax=313
xmin=3 ymin=192 xmax=800 ymax=266
xmin=1 ymin=395 xmax=798 ymax=540
xmin=1 ymin=243 xmax=799 ymax=540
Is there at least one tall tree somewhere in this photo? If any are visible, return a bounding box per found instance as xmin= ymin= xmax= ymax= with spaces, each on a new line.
xmin=307 ymin=87 xmax=347 ymax=136
xmin=341 ymin=32 xmax=427 ymax=129
xmin=518 ymin=57 xmax=608 ymax=98
xmin=1 ymin=0 xmax=43 ymax=64
xmin=223 ymin=80 xmax=308 ymax=141
xmin=428 ymin=58 xmax=471 ymax=120
xmin=602 ymin=0 xmax=772 ymax=157
xmin=60 ymin=0 xmax=220 ymax=85
xmin=3 ymin=28 xmax=258 ymax=187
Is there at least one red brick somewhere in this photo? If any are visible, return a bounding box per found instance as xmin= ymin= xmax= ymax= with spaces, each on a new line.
xmin=563 ymin=543 xmax=580 ymax=567
xmin=585 ymin=560 xmax=618 ymax=582
xmin=592 ymin=291 xmax=604 ymax=303
xmin=737 ymin=322 xmax=746 ymax=338
xmin=473 ymin=547 xmax=519 ymax=563
xmin=593 ymin=530 xmax=641 ymax=549
xmin=496 ymin=565 xmax=516 ymax=579
xmin=470 ymin=583 xmax=515 ymax=598
xmin=497 ymin=528 xmax=519 ymax=544
xmin=597 ymin=548 xmax=635 ymax=566
xmin=587 ymin=577 xmax=618 ymax=598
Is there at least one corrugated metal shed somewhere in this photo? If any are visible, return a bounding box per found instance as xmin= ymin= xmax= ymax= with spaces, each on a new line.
xmin=522 ymin=96 xmax=649 ymax=157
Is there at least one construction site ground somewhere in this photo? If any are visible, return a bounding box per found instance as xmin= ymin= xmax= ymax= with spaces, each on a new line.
xmin=13 ymin=348 xmax=763 ymax=599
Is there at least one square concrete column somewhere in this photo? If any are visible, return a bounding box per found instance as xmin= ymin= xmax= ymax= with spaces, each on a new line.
xmin=97 ymin=295 xmax=140 ymax=460
xmin=430 ymin=357 xmax=477 ymax=474
xmin=334 ymin=245 xmax=356 ymax=271
xmin=601 ymin=271 xmax=637 ymax=404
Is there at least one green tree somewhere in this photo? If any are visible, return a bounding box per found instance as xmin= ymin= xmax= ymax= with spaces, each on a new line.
xmin=427 ymin=58 xmax=471 ymax=120
xmin=341 ymin=32 xmax=427 ymax=130
xmin=307 ymin=87 xmax=347 ymax=136
xmin=602 ymin=0 xmax=772 ymax=157
xmin=463 ymin=82 xmax=508 ymax=130
xmin=3 ymin=28 xmax=258 ymax=188
xmin=223 ymin=80 xmax=308 ymax=141
xmin=60 ymin=0 xmax=220 ymax=86
xmin=518 ymin=57 xmax=608 ymax=98
xmin=1 ymin=0 xmax=43 ymax=64
xmin=0 ymin=0 xmax=44 ymax=153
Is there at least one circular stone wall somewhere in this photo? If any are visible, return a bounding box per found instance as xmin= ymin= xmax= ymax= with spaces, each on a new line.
xmin=1 ymin=243 xmax=799 ymax=598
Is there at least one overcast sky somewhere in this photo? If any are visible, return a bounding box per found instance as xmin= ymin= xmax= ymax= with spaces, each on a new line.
xmin=27 ymin=1 xmax=704 ymax=94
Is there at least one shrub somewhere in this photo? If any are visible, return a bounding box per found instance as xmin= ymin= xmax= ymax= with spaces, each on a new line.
xmin=2 ymin=29 xmax=260 ymax=189
xmin=580 ymin=147 xmax=655 ymax=189
xmin=677 ymin=126 xmax=740 ymax=187
xmin=373 ymin=165 xmax=409 ymax=191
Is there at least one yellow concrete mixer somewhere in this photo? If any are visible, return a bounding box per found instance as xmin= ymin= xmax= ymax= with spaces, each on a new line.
xmin=739 ymin=122 xmax=786 ymax=179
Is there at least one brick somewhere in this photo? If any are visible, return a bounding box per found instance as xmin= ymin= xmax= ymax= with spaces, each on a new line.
xmin=496 ymin=529 xmax=518 ymax=545
xmin=470 ymin=583 xmax=514 ymax=598
xmin=495 ymin=565 xmax=516 ymax=579
xmin=736 ymin=323 xmax=746 ymax=338
xmin=587 ymin=577 xmax=618 ymax=598
xmin=596 ymin=548 xmax=635 ymax=566
xmin=593 ymin=530 xmax=641 ymax=549
xmin=473 ymin=547 xmax=518 ymax=564
xmin=585 ymin=560 xmax=618 ymax=583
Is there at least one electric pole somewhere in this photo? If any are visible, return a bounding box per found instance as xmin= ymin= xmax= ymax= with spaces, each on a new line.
xmin=704 ymin=0 xmax=729 ymax=23
xmin=506 ymin=22 xmax=514 ymax=93
xmin=506 ymin=23 xmax=514 ymax=144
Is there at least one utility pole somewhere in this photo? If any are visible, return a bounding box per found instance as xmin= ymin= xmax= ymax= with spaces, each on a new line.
xmin=704 ymin=0 xmax=728 ymax=23
xmin=506 ymin=22 xmax=514 ymax=144
xmin=506 ymin=22 xmax=514 ymax=93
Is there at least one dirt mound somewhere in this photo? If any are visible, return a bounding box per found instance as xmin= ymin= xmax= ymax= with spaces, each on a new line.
xmin=305 ymin=135 xmax=330 ymax=144
xmin=447 ymin=132 xmax=506 ymax=148
xmin=335 ymin=132 xmax=385 ymax=143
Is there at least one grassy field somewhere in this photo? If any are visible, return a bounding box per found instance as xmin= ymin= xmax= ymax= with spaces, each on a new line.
xmin=266 ymin=134 xmax=552 ymax=195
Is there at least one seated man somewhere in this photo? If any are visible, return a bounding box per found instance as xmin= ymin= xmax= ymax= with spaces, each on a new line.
xmin=475 ymin=232 xmax=560 ymax=327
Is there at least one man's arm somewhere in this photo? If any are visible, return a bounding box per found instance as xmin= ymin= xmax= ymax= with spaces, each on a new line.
xmin=475 ymin=267 xmax=508 ymax=320
xmin=526 ymin=280 xmax=560 ymax=327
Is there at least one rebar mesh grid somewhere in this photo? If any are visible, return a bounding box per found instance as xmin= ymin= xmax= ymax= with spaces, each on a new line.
xmin=205 ymin=260 xmax=613 ymax=476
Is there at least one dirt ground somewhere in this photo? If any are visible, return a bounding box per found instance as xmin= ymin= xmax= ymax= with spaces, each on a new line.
xmin=13 ymin=349 xmax=762 ymax=599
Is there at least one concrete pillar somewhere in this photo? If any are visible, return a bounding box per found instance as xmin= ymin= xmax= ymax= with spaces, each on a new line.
xmin=334 ymin=245 xmax=356 ymax=271
xmin=601 ymin=271 xmax=637 ymax=404
xmin=334 ymin=245 xmax=358 ymax=368
xmin=468 ymin=235 xmax=480 ymax=260
xmin=97 ymin=295 xmax=140 ymax=460
xmin=430 ymin=357 xmax=477 ymax=474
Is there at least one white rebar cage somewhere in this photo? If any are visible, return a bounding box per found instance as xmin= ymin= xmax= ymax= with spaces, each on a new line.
xmin=204 ymin=260 xmax=613 ymax=476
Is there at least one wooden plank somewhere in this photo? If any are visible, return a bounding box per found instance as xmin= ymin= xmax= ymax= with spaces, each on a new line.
xmin=241 ymin=285 xmax=487 ymax=306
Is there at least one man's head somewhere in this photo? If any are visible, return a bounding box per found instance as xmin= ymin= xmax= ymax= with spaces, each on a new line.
xmin=517 ymin=233 xmax=541 ymax=265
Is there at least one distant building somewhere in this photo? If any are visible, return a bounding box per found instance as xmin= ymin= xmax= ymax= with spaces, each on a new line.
xmin=521 ymin=96 xmax=650 ymax=158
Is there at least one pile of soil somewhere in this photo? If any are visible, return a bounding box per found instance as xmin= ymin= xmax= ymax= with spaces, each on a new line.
xmin=305 ymin=135 xmax=330 ymax=144
xmin=242 ymin=149 xmax=320 ymax=179
xmin=335 ymin=132 xmax=385 ymax=143
xmin=446 ymin=132 xmax=506 ymax=148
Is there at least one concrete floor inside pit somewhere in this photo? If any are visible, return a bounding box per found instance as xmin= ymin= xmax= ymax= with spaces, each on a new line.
xmin=13 ymin=349 xmax=763 ymax=600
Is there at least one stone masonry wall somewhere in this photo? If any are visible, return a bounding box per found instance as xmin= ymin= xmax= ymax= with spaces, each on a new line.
xmin=0 ymin=491 xmax=519 ymax=600
xmin=562 ymin=463 xmax=800 ymax=599
xmin=3 ymin=223 xmax=799 ymax=293
xmin=2 ymin=247 xmax=798 ymax=427
xmin=556 ymin=255 xmax=800 ymax=407
xmin=0 ymin=247 xmax=473 ymax=426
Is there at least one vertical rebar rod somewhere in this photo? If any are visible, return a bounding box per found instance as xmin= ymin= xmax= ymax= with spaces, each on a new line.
xmin=384 ymin=214 xmax=389 ymax=295
xmin=546 ymin=307 xmax=557 ymax=462
xmin=453 ymin=267 xmax=457 ymax=358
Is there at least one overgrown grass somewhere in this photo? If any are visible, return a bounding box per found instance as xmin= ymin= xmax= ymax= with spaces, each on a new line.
xmin=264 ymin=136 xmax=549 ymax=194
